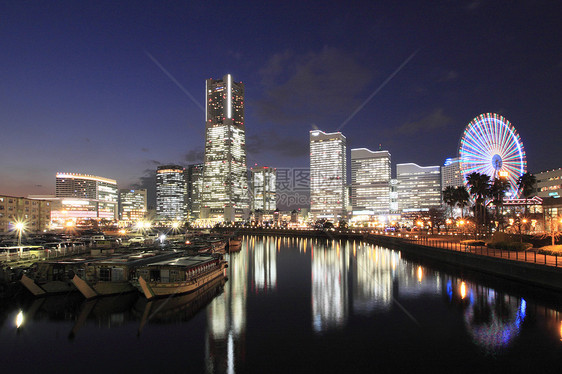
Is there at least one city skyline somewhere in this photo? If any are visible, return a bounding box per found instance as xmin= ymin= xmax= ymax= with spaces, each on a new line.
xmin=2 ymin=1 xmax=561 ymax=199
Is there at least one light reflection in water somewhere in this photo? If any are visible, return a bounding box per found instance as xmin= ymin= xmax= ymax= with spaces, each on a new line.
xmin=312 ymin=239 xmax=349 ymax=332
xmin=252 ymin=236 xmax=277 ymax=293
xmin=206 ymin=236 xmax=248 ymax=373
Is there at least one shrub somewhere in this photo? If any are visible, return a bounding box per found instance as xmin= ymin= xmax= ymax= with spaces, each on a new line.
xmin=487 ymin=241 xmax=532 ymax=251
xmin=537 ymin=245 xmax=562 ymax=256
xmin=460 ymin=240 xmax=486 ymax=246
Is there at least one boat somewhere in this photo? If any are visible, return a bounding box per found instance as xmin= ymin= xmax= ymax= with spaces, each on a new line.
xmin=136 ymin=275 xmax=226 ymax=335
xmin=20 ymin=257 xmax=109 ymax=296
xmin=228 ymin=236 xmax=242 ymax=252
xmin=137 ymin=254 xmax=228 ymax=299
xmin=72 ymin=250 xmax=183 ymax=299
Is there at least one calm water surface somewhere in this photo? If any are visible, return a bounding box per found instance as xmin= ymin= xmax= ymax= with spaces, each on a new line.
xmin=2 ymin=236 xmax=562 ymax=373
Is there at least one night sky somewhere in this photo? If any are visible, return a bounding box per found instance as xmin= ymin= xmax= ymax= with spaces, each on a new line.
xmin=2 ymin=0 xmax=561 ymax=205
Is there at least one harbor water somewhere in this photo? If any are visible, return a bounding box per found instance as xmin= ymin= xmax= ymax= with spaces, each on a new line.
xmin=1 ymin=236 xmax=562 ymax=373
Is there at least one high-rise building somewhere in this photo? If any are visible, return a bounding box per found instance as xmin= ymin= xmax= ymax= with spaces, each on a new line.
xmin=310 ymin=130 xmax=347 ymax=219
xmin=119 ymin=189 xmax=147 ymax=221
xmin=187 ymin=163 xmax=204 ymax=219
xmin=201 ymin=74 xmax=249 ymax=221
xmin=441 ymin=157 xmax=464 ymax=189
xmin=351 ymin=148 xmax=391 ymax=215
xmin=55 ymin=172 xmax=118 ymax=220
xmin=156 ymin=165 xmax=187 ymax=221
xmin=250 ymin=166 xmax=276 ymax=213
xmin=396 ymin=163 xmax=441 ymax=212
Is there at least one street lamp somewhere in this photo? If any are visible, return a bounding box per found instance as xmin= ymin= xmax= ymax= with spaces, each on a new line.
xmin=15 ymin=221 xmax=25 ymax=246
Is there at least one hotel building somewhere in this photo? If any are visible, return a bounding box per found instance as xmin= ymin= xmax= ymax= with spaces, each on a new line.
xmin=156 ymin=165 xmax=187 ymax=221
xmin=250 ymin=166 xmax=277 ymax=213
xmin=351 ymin=148 xmax=391 ymax=215
xmin=187 ymin=163 xmax=204 ymax=220
xmin=396 ymin=163 xmax=442 ymax=212
xmin=201 ymin=74 xmax=249 ymax=221
xmin=0 ymin=195 xmax=51 ymax=233
xmin=310 ymin=130 xmax=347 ymax=219
xmin=119 ymin=189 xmax=147 ymax=221
xmin=441 ymin=157 xmax=464 ymax=189
xmin=51 ymin=172 xmax=118 ymax=221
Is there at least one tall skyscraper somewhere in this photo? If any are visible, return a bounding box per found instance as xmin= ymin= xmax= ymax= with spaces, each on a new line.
xmin=156 ymin=165 xmax=187 ymax=221
xmin=441 ymin=157 xmax=464 ymax=189
xmin=119 ymin=189 xmax=147 ymax=221
xmin=201 ymin=74 xmax=249 ymax=221
xmin=187 ymin=163 xmax=204 ymax=219
xmin=351 ymin=148 xmax=391 ymax=215
xmin=396 ymin=163 xmax=441 ymax=212
xmin=250 ymin=166 xmax=276 ymax=212
xmin=310 ymin=130 xmax=347 ymax=219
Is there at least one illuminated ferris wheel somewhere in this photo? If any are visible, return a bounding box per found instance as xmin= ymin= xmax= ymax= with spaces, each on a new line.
xmin=459 ymin=113 xmax=527 ymax=198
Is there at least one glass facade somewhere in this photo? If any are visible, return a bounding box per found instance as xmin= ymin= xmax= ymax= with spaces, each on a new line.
xmin=396 ymin=163 xmax=442 ymax=212
xmin=156 ymin=165 xmax=187 ymax=220
xmin=310 ymin=130 xmax=347 ymax=219
xmin=351 ymin=148 xmax=391 ymax=215
xmin=201 ymin=74 xmax=249 ymax=220
xmin=119 ymin=189 xmax=147 ymax=221
xmin=187 ymin=163 xmax=204 ymax=219
xmin=250 ymin=166 xmax=276 ymax=212
xmin=55 ymin=173 xmax=118 ymax=220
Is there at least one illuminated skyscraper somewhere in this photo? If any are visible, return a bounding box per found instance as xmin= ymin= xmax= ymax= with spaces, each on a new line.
xmin=350 ymin=148 xmax=391 ymax=215
xmin=250 ymin=166 xmax=276 ymax=213
xmin=310 ymin=130 xmax=347 ymax=219
xmin=441 ymin=157 xmax=464 ymax=189
xmin=156 ymin=165 xmax=187 ymax=221
xmin=119 ymin=189 xmax=147 ymax=221
xmin=187 ymin=163 xmax=204 ymax=219
xmin=201 ymin=74 xmax=249 ymax=221
xmin=396 ymin=163 xmax=441 ymax=212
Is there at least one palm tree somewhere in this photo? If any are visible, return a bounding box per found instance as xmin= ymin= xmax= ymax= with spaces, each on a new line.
xmin=466 ymin=172 xmax=491 ymax=232
xmin=490 ymin=178 xmax=510 ymax=231
xmin=518 ymin=172 xmax=536 ymax=216
xmin=443 ymin=186 xmax=457 ymax=218
xmin=454 ymin=186 xmax=470 ymax=219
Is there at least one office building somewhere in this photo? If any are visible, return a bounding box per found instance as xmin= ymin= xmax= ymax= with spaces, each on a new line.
xmin=119 ymin=189 xmax=147 ymax=221
xmin=535 ymin=168 xmax=562 ymax=199
xmin=201 ymin=74 xmax=249 ymax=221
xmin=250 ymin=166 xmax=277 ymax=213
xmin=396 ymin=163 xmax=441 ymax=212
xmin=156 ymin=165 xmax=187 ymax=221
xmin=0 ymin=195 xmax=51 ymax=233
xmin=310 ymin=130 xmax=347 ymax=219
xmin=187 ymin=163 xmax=204 ymax=219
xmin=351 ymin=148 xmax=391 ymax=215
xmin=441 ymin=157 xmax=464 ymax=189
xmin=54 ymin=172 xmax=118 ymax=220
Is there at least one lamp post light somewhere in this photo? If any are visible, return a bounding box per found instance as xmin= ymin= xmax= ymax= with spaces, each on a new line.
xmin=15 ymin=222 xmax=24 ymax=246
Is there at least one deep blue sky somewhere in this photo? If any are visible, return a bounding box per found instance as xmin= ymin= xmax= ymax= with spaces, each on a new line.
xmin=2 ymin=0 xmax=561 ymax=199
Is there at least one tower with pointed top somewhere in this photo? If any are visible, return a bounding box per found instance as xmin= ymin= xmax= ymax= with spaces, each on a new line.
xmin=201 ymin=74 xmax=249 ymax=221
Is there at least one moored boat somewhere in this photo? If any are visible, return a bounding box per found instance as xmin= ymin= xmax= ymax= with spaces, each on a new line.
xmin=20 ymin=257 xmax=107 ymax=296
xmin=137 ymin=254 xmax=227 ymax=299
xmin=72 ymin=250 xmax=183 ymax=299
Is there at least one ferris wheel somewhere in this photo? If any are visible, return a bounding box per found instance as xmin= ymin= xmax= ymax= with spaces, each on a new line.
xmin=459 ymin=113 xmax=527 ymax=198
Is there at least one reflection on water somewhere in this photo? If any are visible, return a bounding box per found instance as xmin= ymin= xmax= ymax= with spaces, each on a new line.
xmin=312 ymin=239 xmax=349 ymax=332
xmin=1 ymin=236 xmax=562 ymax=372
xmin=206 ymin=239 xmax=248 ymax=373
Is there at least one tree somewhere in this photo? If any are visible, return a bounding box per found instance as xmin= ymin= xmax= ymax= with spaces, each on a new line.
xmin=490 ymin=178 xmax=510 ymax=232
xmin=518 ymin=172 xmax=536 ymax=216
xmin=443 ymin=186 xmax=457 ymax=218
xmin=466 ymin=172 xmax=491 ymax=233
xmin=454 ymin=186 xmax=470 ymax=219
